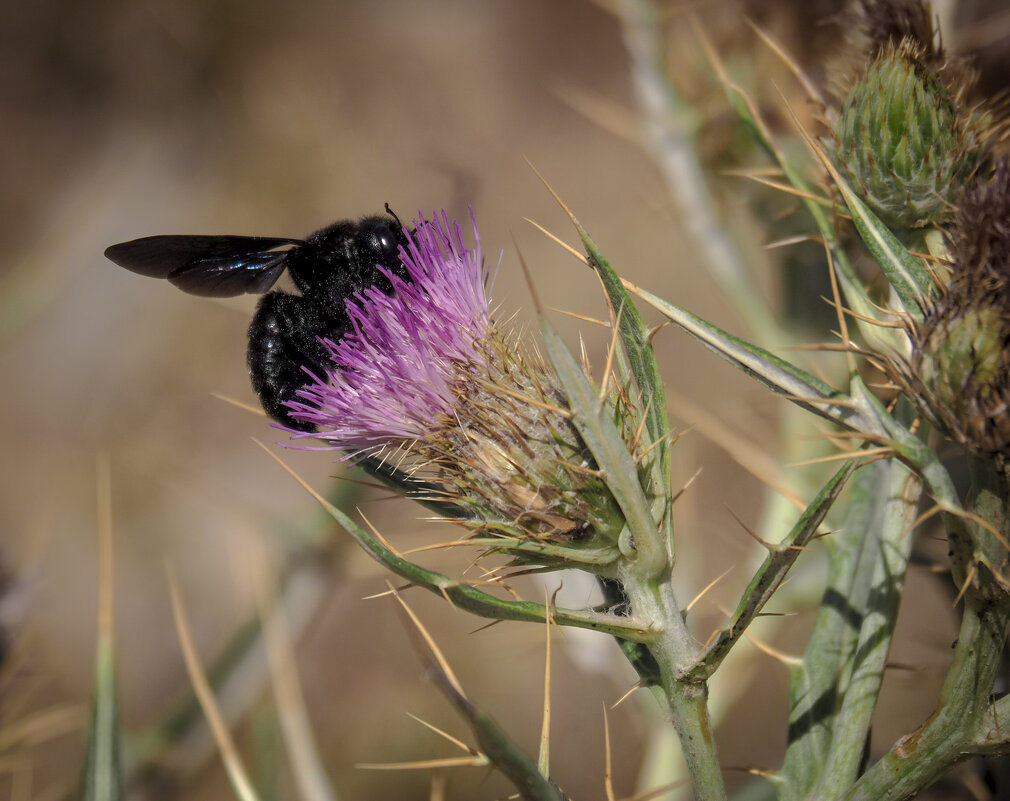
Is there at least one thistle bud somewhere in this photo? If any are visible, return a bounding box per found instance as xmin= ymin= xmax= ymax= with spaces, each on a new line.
xmin=912 ymin=302 xmax=1010 ymax=459
xmin=830 ymin=45 xmax=982 ymax=230
xmin=903 ymin=162 xmax=1010 ymax=465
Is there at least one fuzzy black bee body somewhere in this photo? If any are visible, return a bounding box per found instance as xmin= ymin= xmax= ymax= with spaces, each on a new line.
xmin=105 ymin=213 xmax=410 ymax=430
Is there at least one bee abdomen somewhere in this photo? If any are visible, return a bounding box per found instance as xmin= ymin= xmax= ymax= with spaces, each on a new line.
xmin=247 ymin=292 xmax=333 ymax=431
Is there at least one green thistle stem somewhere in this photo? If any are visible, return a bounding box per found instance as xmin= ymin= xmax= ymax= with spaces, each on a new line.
xmin=620 ymin=567 xmax=727 ymax=801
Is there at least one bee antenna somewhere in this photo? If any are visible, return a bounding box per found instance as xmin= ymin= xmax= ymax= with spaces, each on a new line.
xmin=384 ymin=203 xmax=404 ymax=230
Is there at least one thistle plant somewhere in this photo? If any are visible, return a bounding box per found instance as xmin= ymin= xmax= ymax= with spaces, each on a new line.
xmin=81 ymin=1 xmax=1010 ymax=800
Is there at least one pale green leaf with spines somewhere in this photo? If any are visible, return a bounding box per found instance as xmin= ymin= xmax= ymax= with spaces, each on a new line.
xmin=711 ymin=55 xmax=892 ymax=345
xmin=343 ymin=502 xmax=650 ymax=639
xmin=578 ymin=227 xmax=669 ymax=466
xmin=530 ymin=181 xmax=673 ymax=551
xmin=834 ymin=178 xmax=932 ymax=321
xmin=687 ymin=458 xmax=859 ymax=683
xmin=627 ymin=283 xmax=881 ymax=436
xmin=540 ymin=318 xmax=668 ymax=579
xmin=259 ymin=443 xmax=655 ymax=642
xmin=780 ymin=458 xmax=917 ymax=800
xmin=574 ymin=223 xmax=674 ymax=549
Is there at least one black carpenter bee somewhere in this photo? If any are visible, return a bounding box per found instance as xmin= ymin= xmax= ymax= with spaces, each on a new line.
xmin=104 ymin=210 xmax=411 ymax=431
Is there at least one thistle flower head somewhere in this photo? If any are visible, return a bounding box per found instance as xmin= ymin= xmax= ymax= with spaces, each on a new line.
xmin=829 ymin=42 xmax=984 ymax=230
xmin=903 ymin=162 xmax=1010 ymax=465
xmin=287 ymin=211 xmax=627 ymax=562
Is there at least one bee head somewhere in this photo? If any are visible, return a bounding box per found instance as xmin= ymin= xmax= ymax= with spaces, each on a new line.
xmin=286 ymin=214 xmax=411 ymax=313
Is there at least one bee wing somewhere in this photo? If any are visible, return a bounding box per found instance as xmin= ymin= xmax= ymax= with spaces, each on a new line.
xmin=104 ymin=235 xmax=301 ymax=297
xmin=166 ymin=251 xmax=294 ymax=297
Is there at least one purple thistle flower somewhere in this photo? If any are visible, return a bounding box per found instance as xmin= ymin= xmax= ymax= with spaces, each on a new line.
xmin=286 ymin=210 xmax=492 ymax=450
xmin=285 ymin=209 xmax=626 ymax=551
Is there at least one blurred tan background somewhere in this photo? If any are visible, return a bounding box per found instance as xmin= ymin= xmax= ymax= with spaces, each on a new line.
xmin=2 ymin=1 xmax=1007 ymax=799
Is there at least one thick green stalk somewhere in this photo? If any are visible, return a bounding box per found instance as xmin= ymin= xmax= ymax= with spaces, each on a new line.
xmin=621 ymin=567 xmax=727 ymax=801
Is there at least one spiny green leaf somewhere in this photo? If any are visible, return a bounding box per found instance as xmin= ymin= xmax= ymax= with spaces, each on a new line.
xmin=265 ymin=449 xmax=655 ymax=642
xmin=560 ymin=216 xmax=675 ymax=554
xmin=580 ymin=229 xmax=669 ymax=468
xmin=835 ymin=178 xmax=932 ymax=322
xmin=540 ymin=319 xmax=668 ymax=579
xmin=628 ymin=284 xmax=879 ymax=435
xmin=689 ymin=458 xmax=859 ymax=681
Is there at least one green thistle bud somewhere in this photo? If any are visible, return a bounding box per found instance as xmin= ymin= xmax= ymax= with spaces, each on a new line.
xmin=900 ymin=162 xmax=1010 ymax=466
xmin=831 ymin=46 xmax=982 ymax=230
xmin=912 ymin=301 xmax=1010 ymax=460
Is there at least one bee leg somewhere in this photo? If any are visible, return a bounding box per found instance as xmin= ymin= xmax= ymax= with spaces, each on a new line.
xmin=247 ymin=291 xmax=331 ymax=431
